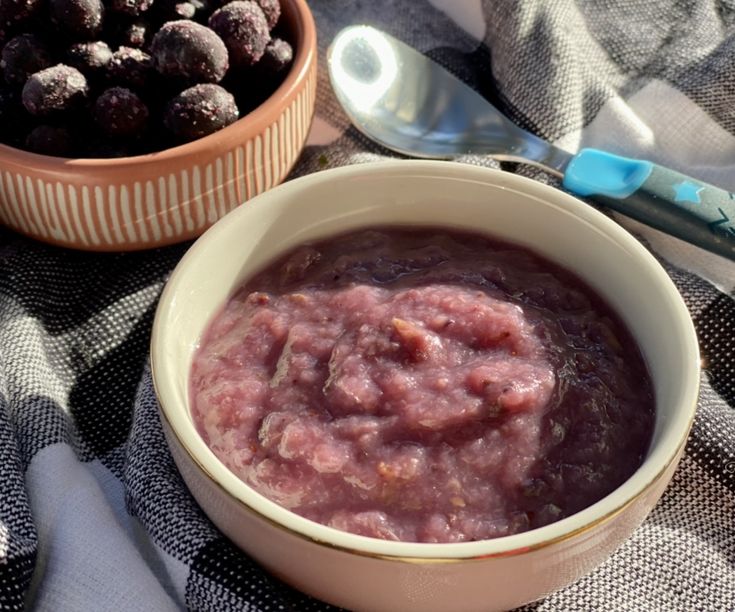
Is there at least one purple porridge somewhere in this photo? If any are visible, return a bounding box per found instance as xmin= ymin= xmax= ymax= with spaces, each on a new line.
xmin=190 ymin=229 xmax=655 ymax=543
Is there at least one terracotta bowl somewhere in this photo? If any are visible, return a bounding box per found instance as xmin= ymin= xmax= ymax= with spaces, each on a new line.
xmin=0 ymin=0 xmax=317 ymax=251
xmin=151 ymin=161 xmax=700 ymax=612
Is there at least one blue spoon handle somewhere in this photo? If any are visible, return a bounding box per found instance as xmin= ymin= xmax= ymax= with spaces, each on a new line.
xmin=562 ymin=148 xmax=735 ymax=261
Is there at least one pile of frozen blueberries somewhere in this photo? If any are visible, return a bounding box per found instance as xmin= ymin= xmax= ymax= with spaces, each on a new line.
xmin=0 ymin=0 xmax=293 ymax=157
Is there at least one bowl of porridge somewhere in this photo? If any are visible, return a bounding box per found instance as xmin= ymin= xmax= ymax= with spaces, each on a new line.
xmin=150 ymin=160 xmax=700 ymax=612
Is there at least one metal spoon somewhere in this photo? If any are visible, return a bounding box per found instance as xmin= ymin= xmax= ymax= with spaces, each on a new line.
xmin=328 ymin=25 xmax=735 ymax=261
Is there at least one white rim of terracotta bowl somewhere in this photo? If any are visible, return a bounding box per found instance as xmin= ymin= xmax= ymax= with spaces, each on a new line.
xmin=0 ymin=0 xmax=316 ymax=170
xmin=151 ymin=160 xmax=700 ymax=561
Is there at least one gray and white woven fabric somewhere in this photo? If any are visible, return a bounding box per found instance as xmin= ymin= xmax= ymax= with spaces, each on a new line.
xmin=1 ymin=0 xmax=734 ymax=610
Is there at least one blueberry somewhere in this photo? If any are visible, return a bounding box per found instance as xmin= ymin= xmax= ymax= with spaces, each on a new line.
xmin=22 ymin=64 xmax=89 ymax=116
xmin=93 ymin=86 xmax=149 ymax=137
xmin=208 ymin=1 xmax=269 ymax=67
xmin=172 ymin=1 xmax=195 ymax=19
xmin=164 ymin=82 xmax=237 ymax=140
xmin=0 ymin=0 xmax=43 ymax=31
xmin=25 ymin=124 xmax=74 ymax=156
xmin=49 ymin=0 xmax=104 ymax=39
xmin=122 ymin=21 xmax=149 ymax=47
xmin=156 ymin=0 xmax=197 ymax=20
xmin=151 ymin=20 xmax=228 ymax=83
xmin=259 ymin=37 xmax=291 ymax=74
xmin=109 ymin=0 xmax=153 ymax=17
xmin=255 ymin=0 xmax=279 ymax=29
xmin=188 ymin=0 xmax=211 ymax=21
xmin=152 ymin=0 xmax=209 ymax=24
xmin=66 ymin=40 xmax=113 ymax=79
xmin=1 ymin=34 xmax=52 ymax=86
xmin=108 ymin=46 xmax=153 ymax=89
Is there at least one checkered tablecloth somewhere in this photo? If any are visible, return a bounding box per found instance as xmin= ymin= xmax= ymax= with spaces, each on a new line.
xmin=1 ymin=1 xmax=733 ymax=610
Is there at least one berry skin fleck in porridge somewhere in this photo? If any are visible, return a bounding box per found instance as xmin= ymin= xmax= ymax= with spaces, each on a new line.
xmin=190 ymin=229 xmax=655 ymax=543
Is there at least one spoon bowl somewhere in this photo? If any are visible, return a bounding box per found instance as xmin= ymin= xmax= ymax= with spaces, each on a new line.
xmin=328 ymin=25 xmax=571 ymax=176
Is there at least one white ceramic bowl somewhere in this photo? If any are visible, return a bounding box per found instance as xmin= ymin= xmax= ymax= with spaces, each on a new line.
xmin=151 ymin=160 xmax=700 ymax=612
